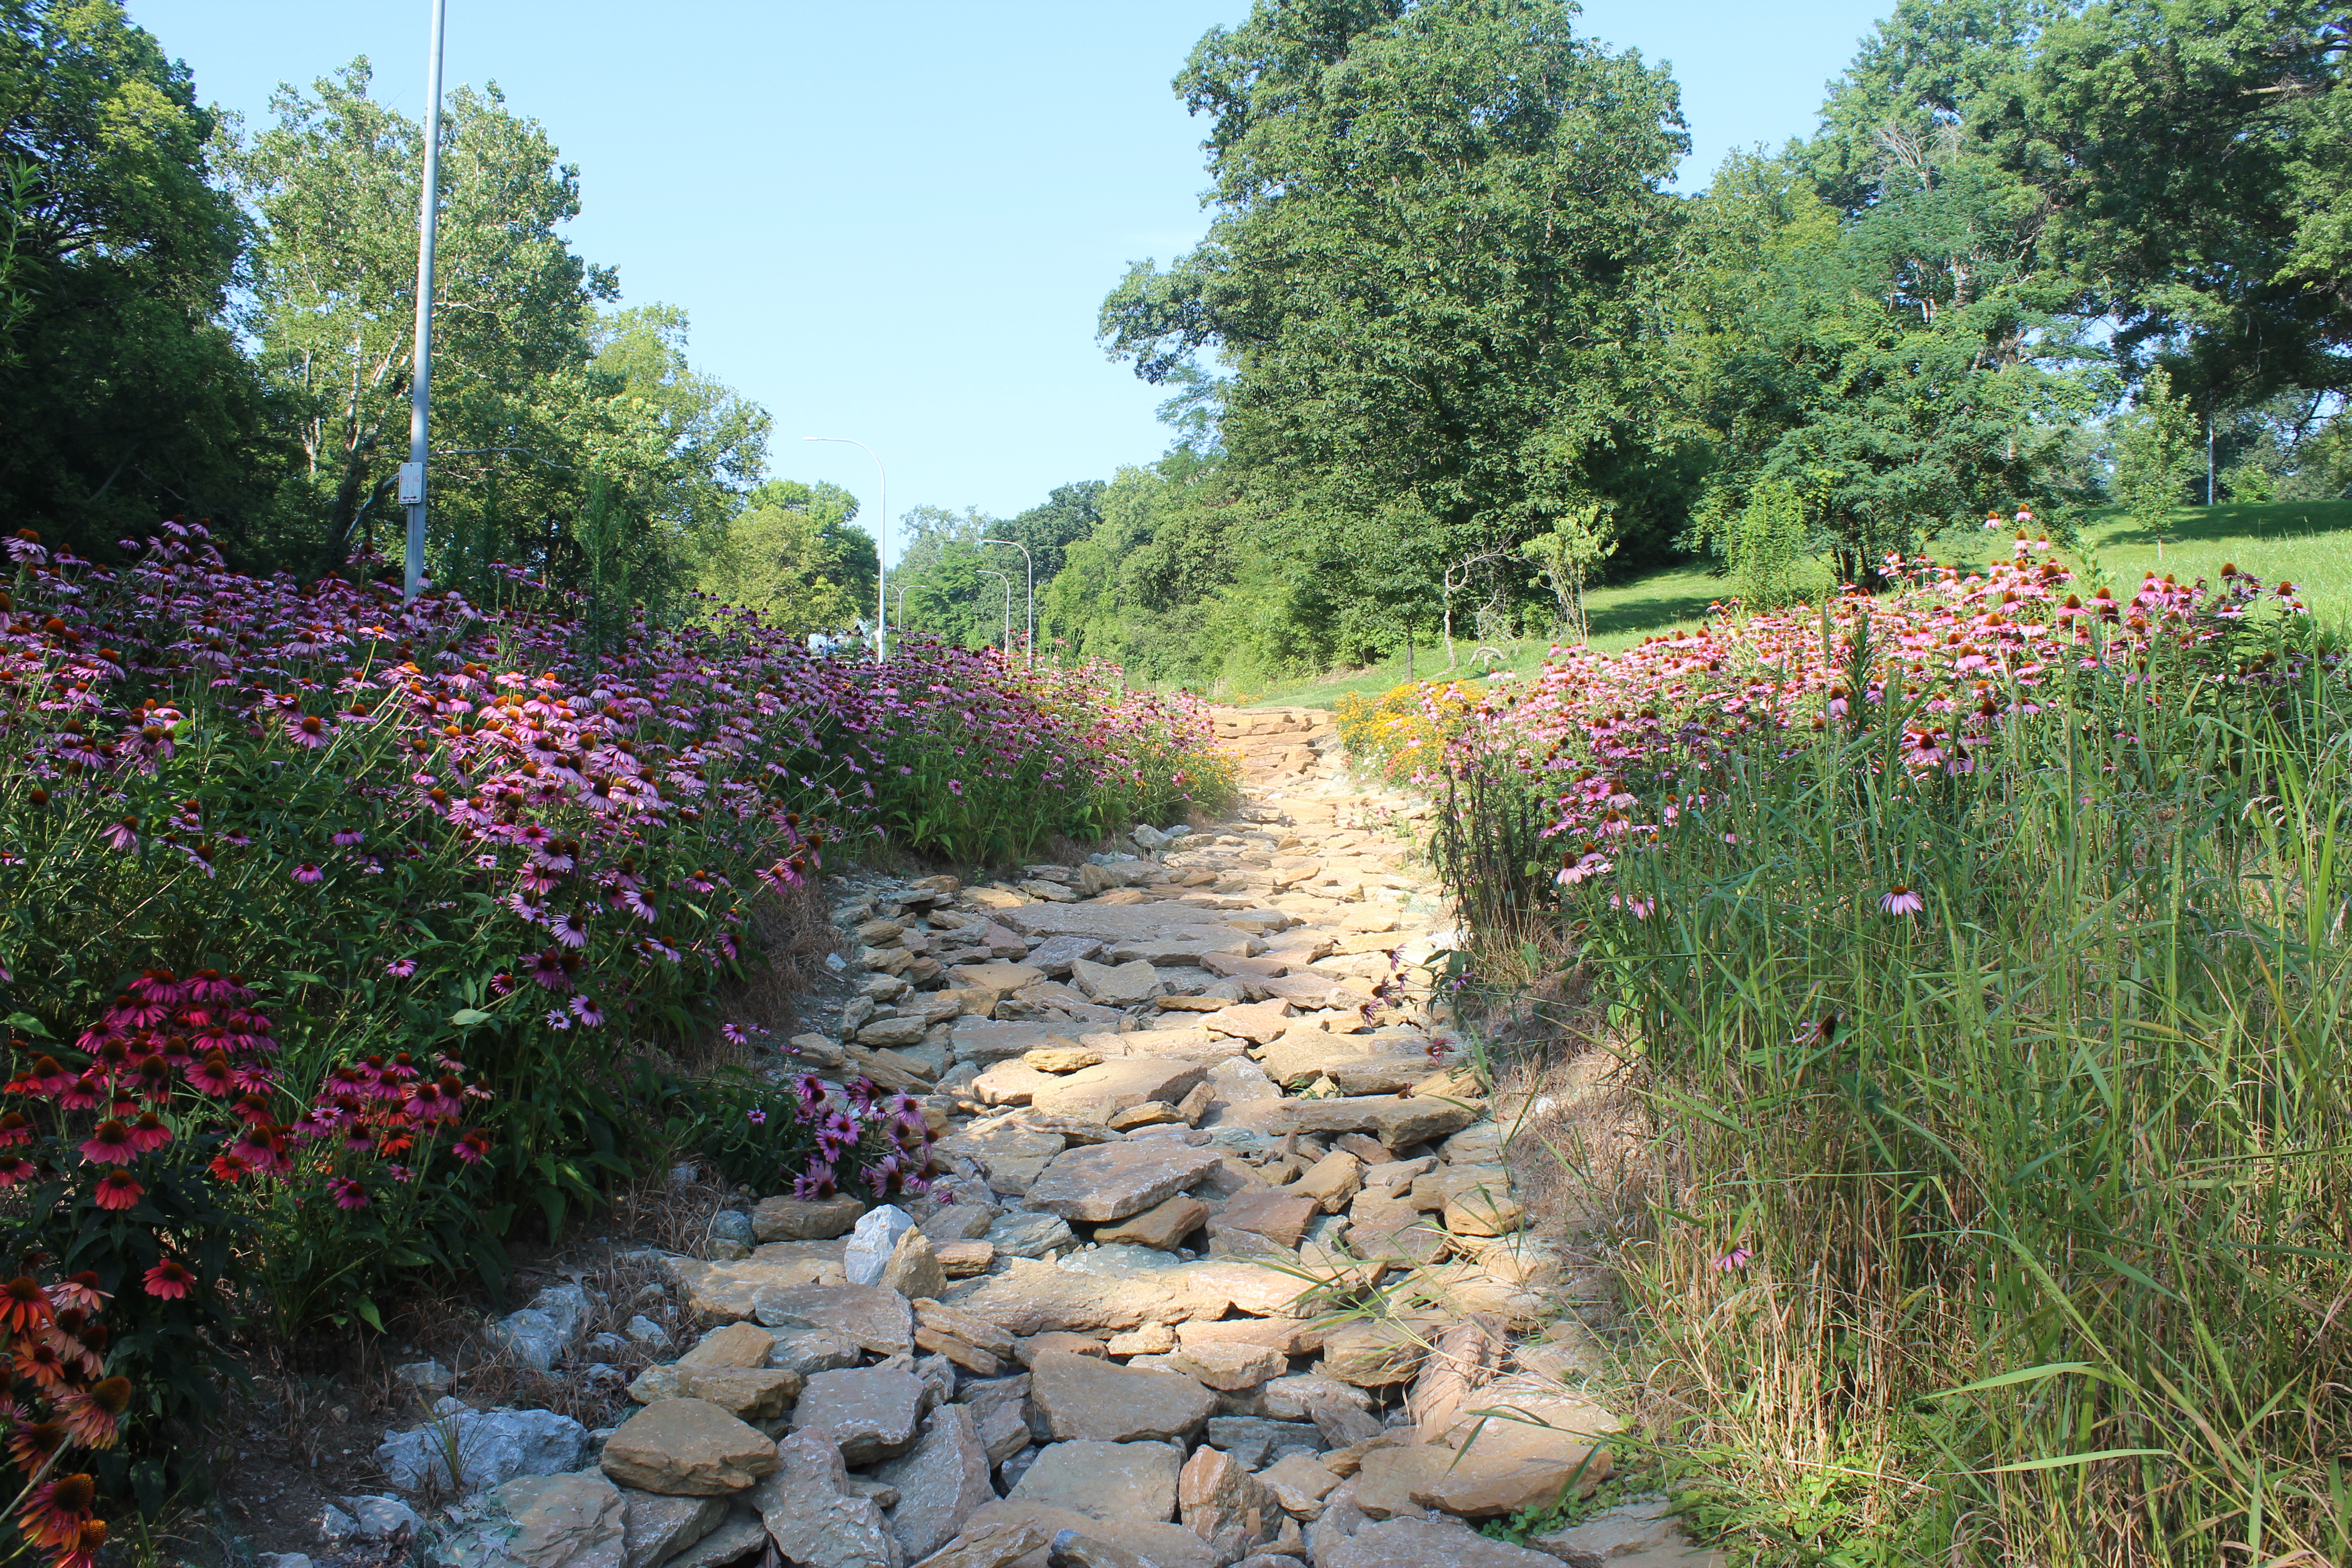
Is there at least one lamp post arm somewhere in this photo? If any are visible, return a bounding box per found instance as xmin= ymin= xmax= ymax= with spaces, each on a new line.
xmin=981 ymin=538 xmax=1034 ymax=666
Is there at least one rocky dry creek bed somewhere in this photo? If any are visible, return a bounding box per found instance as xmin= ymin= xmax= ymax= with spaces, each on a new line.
xmin=284 ymin=710 xmax=1723 ymax=1568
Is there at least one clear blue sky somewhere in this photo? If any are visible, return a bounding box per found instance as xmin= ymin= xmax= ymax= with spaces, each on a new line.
xmin=128 ymin=0 xmax=1892 ymax=562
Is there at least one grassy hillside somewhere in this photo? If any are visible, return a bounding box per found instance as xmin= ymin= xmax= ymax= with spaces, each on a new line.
xmin=1240 ymin=500 xmax=2352 ymax=710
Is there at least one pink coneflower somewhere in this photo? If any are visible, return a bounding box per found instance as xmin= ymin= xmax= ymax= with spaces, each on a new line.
xmin=91 ymin=1171 xmax=142 ymax=1210
xmin=76 ymin=1122 xmax=137 ymax=1166
xmin=185 ymin=1053 xmax=237 ymax=1096
xmin=545 ymin=1008 xmax=573 ymax=1030
xmin=103 ymin=818 xmax=138 ymax=853
xmin=1713 ymin=1245 xmax=1754 ymax=1272
xmin=551 ymin=909 xmax=590 ymax=948
xmin=1880 ymin=884 xmax=1926 ymax=917
xmin=569 ymin=995 xmax=604 ymax=1027
xmin=56 ymin=1072 xmax=105 ymax=1112
xmin=453 ymin=1128 xmax=490 ymax=1165
xmin=385 ymin=957 xmax=418 ymax=978
xmin=142 ymin=1258 xmax=196 ymax=1300
xmin=291 ymin=862 xmax=323 ymax=884
xmin=505 ymin=891 xmax=546 ymax=925
xmin=525 ymin=950 xmax=572 ymax=990
xmin=617 ymin=886 xmax=658 ymax=922
xmin=326 ymin=1176 xmax=368 ymax=1210
xmin=746 ymin=1107 xmax=767 ymax=1126
xmin=127 ymin=1112 xmax=172 ymax=1154
xmin=330 ymin=829 xmax=365 ymax=847
xmin=285 ymin=712 xmax=331 ymax=748
xmin=475 ymin=853 xmax=500 ymax=871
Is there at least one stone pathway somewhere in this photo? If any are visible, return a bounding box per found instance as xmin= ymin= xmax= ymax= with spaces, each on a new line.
xmin=342 ymin=710 xmax=1723 ymax=1568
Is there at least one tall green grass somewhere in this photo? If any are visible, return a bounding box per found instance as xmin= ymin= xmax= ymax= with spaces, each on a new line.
xmin=1554 ymin=642 xmax=2352 ymax=1561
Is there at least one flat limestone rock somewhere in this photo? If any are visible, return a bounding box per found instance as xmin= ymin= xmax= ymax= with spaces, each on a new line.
xmin=939 ymin=1124 xmax=1068 ymax=1196
xmin=996 ymin=903 xmax=1257 ymax=943
xmin=659 ymin=1513 xmax=767 ymax=1568
xmin=1204 ymin=1001 xmax=1294 ymax=1044
xmin=750 ymin=1430 xmax=906 ymax=1568
xmin=627 ymin=1364 xmax=803 ymax=1420
xmin=951 ymin=1019 xmax=1087 ymax=1067
xmin=1069 ymin=958 xmax=1167 ymax=1009
xmin=875 ymin=1404 xmax=997 ymax=1562
xmin=1318 ymin=1516 xmax=1560 ymax=1568
xmin=905 ymin=1518 xmax=1054 ymax=1568
xmin=1006 ymin=1438 xmax=1182 ymax=1522
xmin=1176 ymin=1442 xmax=1282 ymax=1548
xmin=675 ymin=1255 xmax=844 ymax=1326
xmin=600 ymin=1399 xmax=779 ymax=1496
xmin=617 ymin=1489 xmax=727 ymax=1568
xmin=1021 ymin=933 xmax=1109 ymax=978
xmin=1095 ymin=1195 xmax=1209 ymax=1250
xmin=1166 ymin=1340 xmax=1286 ymax=1392
xmin=960 ymin=1505 xmax=1218 ymax=1568
xmin=793 ymin=1364 xmax=927 ymax=1465
xmin=751 ymin=1194 xmax=867 ymax=1242
xmin=956 ymin=962 xmax=1046 ymax=992
xmin=1274 ymin=1097 xmax=1480 ymax=1147
xmin=945 ymin=1257 xmax=1220 ymax=1336
xmin=1025 ymin=1140 xmax=1224 ymax=1222
xmin=751 ymin=1283 xmax=915 ymax=1356
xmin=1210 ymin=1190 xmax=1319 ymax=1250
xmin=1028 ymin=1350 xmax=1219 ymax=1443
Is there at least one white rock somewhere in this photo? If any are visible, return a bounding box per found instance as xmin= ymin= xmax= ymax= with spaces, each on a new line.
xmin=844 ymin=1204 xmax=918 ymax=1287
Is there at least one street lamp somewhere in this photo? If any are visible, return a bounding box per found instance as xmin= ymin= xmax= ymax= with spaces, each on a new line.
xmin=892 ymin=581 xmax=910 ymax=629
xmin=980 ymin=538 xmax=1033 ymax=664
xmin=803 ymin=435 xmax=887 ymax=664
xmin=978 ymin=568 xmax=1012 ymax=658
xmin=401 ymin=0 xmax=449 ymax=601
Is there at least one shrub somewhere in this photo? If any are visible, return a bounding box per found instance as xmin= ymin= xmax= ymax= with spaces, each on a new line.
xmin=1412 ymin=544 xmax=2351 ymax=1560
xmin=0 ymin=520 xmax=1226 ymax=1402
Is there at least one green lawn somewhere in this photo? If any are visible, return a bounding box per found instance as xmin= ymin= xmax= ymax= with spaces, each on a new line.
xmin=1240 ymin=500 xmax=2352 ymax=711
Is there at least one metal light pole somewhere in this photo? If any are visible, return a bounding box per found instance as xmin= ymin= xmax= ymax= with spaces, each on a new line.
xmin=803 ymin=436 xmax=887 ymax=663
xmin=401 ymin=0 xmax=448 ymax=601
xmin=892 ymin=581 xmax=910 ymax=628
xmin=980 ymin=537 xmax=1033 ymax=664
xmin=979 ymin=568 xmax=1011 ymax=657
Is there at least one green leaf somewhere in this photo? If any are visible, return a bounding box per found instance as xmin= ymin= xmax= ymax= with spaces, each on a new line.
xmin=355 ymin=1295 xmax=385 ymax=1332
xmin=6 ymin=1012 xmax=51 ymax=1037
xmin=449 ymin=1008 xmax=494 ymax=1027
xmin=1990 ymin=1447 xmax=2171 ymax=1474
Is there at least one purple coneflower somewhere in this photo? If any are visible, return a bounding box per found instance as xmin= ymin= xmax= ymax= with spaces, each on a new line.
xmin=385 ymin=957 xmax=418 ymax=978
xmin=1713 ymin=1245 xmax=1754 ymax=1272
xmin=1880 ymin=884 xmax=1926 ymax=917
xmin=569 ymin=996 xmax=604 ymax=1027
xmin=291 ymin=862 xmax=324 ymax=884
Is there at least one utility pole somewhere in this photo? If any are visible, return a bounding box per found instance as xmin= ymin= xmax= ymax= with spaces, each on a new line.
xmin=804 ymin=436 xmax=887 ymax=663
xmin=401 ymin=0 xmax=448 ymax=601
xmin=980 ymin=538 xmax=1033 ymax=663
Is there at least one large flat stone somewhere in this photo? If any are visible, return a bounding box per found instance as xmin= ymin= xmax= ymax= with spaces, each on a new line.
xmin=955 ymin=1501 xmax=1218 ymax=1568
xmin=793 ymin=1364 xmax=927 ymax=1465
xmin=943 ymin=1257 xmax=1222 ymax=1336
xmin=874 ymin=1403 xmax=996 ymax=1562
xmin=1020 ymin=933 xmax=1109 ymax=978
xmin=1069 ymin=958 xmax=1167 ymax=1008
xmin=673 ymin=1254 xmax=844 ymax=1326
xmin=1006 ymin=1439 xmax=1181 ymax=1522
xmin=951 ymin=1019 xmax=1087 ymax=1066
xmin=1320 ymin=1517 xmax=1562 ymax=1568
xmin=1025 ymin=1140 xmax=1224 ymax=1222
xmin=600 ymin=1400 xmax=779 ymax=1496
xmin=1029 ymin=1351 xmax=1217 ymax=1443
xmin=750 ymin=1430 xmax=905 ymax=1568
xmin=1273 ymin=1097 xmax=1480 ymax=1147
xmin=751 ymin=1194 xmax=867 ymax=1242
xmin=938 ymin=1124 xmax=1068 ymax=1195
xmin=618 ymin=1489 xmax=727 ymax=1568
xmin=1176 ymin=1442 xmax=1281 ymax=1548
xmin=750 ymin=1283 xmax=915 ymax=1356
xmin=995 ymin=904 xmax=1260 ymax=942
xmin=1210 ymin=1190 xmax=1319 ymax=1250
